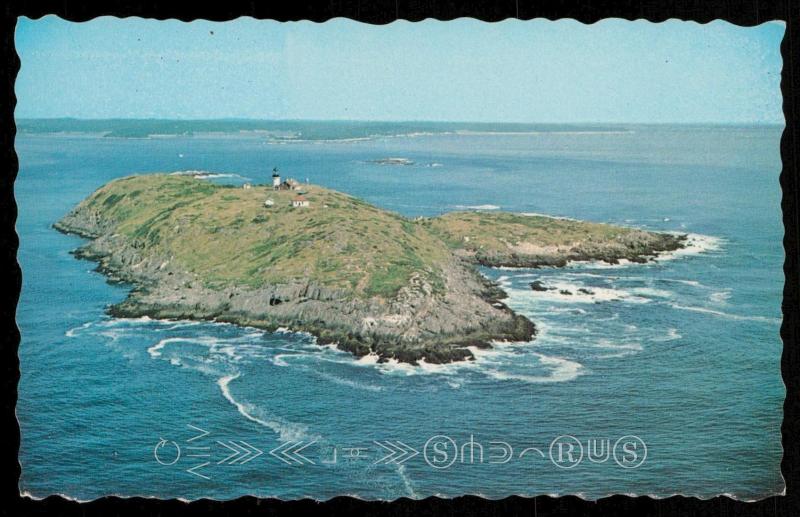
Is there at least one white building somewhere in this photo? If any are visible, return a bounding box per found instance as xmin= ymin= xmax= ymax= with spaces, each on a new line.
xmin=291 ymin=195 xmax=309 ymax=208
xmin=264 ymin=198 xmax=275 ymax=207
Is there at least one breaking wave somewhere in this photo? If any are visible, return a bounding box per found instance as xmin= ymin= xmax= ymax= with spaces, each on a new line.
xmin=655 ymin=233 xmax=725 ymax=262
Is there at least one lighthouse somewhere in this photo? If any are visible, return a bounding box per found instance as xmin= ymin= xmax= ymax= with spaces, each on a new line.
xmin=272 ymin=167 xmax=281 ymax=189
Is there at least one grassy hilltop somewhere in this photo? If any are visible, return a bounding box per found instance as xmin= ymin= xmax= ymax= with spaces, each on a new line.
xmin=77 ymin=174 xmax=450 ymax=299
xmin=55 ymin=173 xmax=684 ymax=363
xmin=426 ymin=211 xmax=684 ymax=267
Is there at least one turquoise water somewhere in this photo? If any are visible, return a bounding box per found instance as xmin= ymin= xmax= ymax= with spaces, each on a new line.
xmin=16 ymin=124 xmax=784 ymax=500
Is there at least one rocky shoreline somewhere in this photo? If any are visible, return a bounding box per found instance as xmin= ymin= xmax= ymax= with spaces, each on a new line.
xmin=55 ymin=216 xmax=534 ymax=365
xmin=462 ymin=232 xmax=686 ymax=269
xmin=54 ymin=174 xmax=685 ymax=365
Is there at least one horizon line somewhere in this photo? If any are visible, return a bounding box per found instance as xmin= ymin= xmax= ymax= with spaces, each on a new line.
xmin=14 ymin=117 xmax=786 ymax=126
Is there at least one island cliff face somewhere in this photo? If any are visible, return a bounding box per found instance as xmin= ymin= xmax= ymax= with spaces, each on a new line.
xmin=55 ymin=174 xmax=685 ymax=364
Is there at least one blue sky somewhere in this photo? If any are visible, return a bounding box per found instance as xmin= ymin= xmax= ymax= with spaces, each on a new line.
xmin=15 ymin=16 xmax=785 ymax=123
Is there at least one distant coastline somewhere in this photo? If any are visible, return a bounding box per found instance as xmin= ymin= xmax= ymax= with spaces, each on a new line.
xmin=18 ymin=118 xmax=783 ymax=143
xmin=17 ymin=118 xmax=639 ymax=141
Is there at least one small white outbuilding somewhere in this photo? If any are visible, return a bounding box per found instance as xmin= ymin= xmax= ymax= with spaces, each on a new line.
xmin=291 ymin=195 xmax=309 ymax=208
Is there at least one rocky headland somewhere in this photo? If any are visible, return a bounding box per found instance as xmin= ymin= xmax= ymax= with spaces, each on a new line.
xmin=55 ymin=174 xmax=686 ymax=364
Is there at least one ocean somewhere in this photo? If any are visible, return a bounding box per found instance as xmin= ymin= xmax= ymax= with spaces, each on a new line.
xmin=15 ymin=122 xmax=785 ymax=500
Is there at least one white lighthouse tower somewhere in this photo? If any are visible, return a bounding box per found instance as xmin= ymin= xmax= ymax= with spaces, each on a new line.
xmin=272 ymin=167 xmax=280 ymax=189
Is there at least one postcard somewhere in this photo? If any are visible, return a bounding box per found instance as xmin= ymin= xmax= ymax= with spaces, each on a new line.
xmin=14 ymin=16 xmax=785 ymax=501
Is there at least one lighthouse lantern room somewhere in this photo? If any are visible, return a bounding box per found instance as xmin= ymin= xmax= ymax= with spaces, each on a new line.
xmin=272 ymin=167 xmax=281 ymax=189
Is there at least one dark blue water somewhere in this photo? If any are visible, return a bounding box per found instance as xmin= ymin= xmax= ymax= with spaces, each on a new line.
xmin=16 ymin=125 xmax=784 ymax=500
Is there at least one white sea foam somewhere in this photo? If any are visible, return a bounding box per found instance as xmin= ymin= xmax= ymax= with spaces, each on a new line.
xmin=453 ymin=204 xmax=501 ymax=211
xmin=147 ymin=335 xmax=248 ymax=361
xmin=482 ymin=353 xmax=583 ymax=383
xmin=534 ymin=306 xmax=589 ymax=316
xmin=158 ymin=321 xmax=204 ymax=331
xmin=276 ymin=345 xmax=474 ymax=378
xmin=396 ymin=464 xmax=418 ymax=499
xmin=148 ymin=336 xmax=212 ymax=358
xmin=348 ymin=351 xmax=482 ymax=377
xmin=416 ymin=359 xmax=463 ymax=375
xmin=373 ymin=358 xmax=428 ymax=376
xmin=568 ymin=258 xmax=635 ymax=269
xmin=555 ymin=272 xmax=614 ymax=280
xmin=271 ymin=353 xmax=296 ymax=367
xmin=273 ymin=326 xmax=316 ymax=341
xmin=656 ymin=233 xmax=724 ymax=262
xmin=668 ymin=303 xmax=780 ymax=324
xmin=65 ymin=321 xmax=94 ymax=337
xmin=628 ymin=287 xmax=674 ymax=299
xmin=147 ymin=339 xmax=169 ymax=357
xmin=355 ymin=352 xmax=381 ymax=365
xmin=594 ymin=351 xmax=636 ymax=359
xmin=503 ymin=272 xmax=539 ymax=279
xmin=652 ymin=328 xmax=682 ymax=342
xmin=493 ymin=265 xmax=556 ymax=271
xmin=92 ymin=315 xmax=154 ymax=325
xmin=710 ymin=290 xmax=732 ymax=304
xmin=659 ymin=278 xmax=704 ymax=288
xmin=217 ymin=373 xmax=314 ymax=442
xmin=594 ymin=339 xmax=643 ymax=352
xmin=468 ymin=342 xmax=584 ymax=383
xmin=549 ymin=233 xmax=723 ymax=271
xmin=467 ymin=344 xmax=520 ymax=364
xmin=507 ymin=280 xmax=649 ymax=305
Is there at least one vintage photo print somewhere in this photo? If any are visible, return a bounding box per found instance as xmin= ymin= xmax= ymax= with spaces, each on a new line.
xmin=14 ymin=16 xmax=785 ymax=501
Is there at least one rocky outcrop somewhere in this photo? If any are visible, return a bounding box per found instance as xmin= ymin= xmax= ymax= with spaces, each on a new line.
xmin=54 ymin=174 xmax=685 ymax=365
xmin=55 ymin=210 xmax=534 ymax=364
xmin=467 ymin=231 xmax=686 ymax=268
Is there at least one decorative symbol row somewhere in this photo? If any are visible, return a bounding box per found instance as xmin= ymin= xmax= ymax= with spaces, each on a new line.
xmin=373 ymin=440 xmax=419 ymax=465
xmin=217 ymin=440 xmax=264 ymax=465
xmin=269 ymin=440 xmax=318 ymax=465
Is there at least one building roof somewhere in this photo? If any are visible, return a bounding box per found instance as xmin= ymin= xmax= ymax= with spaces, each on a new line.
xmin=293 ymin=195 xmax=308 ymax=201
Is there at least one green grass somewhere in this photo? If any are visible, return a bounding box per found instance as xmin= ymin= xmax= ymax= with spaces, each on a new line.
xmin=73 ymin=174 xmax=663 ymax=300
xmin=77 ymin=174 xmax=452 ymax=299
xmin=426 ymin=211 xmax=639 ymax=254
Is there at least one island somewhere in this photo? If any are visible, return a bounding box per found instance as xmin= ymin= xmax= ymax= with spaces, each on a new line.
xmin=368 ymin=157 xmax=415 ymax=166
xmin=55 ymin=174 xmax=686 ymax=364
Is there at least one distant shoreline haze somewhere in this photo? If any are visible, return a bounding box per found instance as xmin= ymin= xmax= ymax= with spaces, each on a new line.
xmin=14 ymin=118 xmax=785 ymax=141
